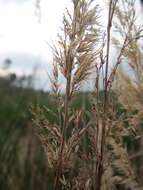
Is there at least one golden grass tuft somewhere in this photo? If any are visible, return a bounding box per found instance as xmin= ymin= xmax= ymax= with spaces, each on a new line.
xmin=32 ymin=0 xmax=143 ymax=189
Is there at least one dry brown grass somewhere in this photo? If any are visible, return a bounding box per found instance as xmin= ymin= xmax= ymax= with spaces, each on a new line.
xmin=32 ymin=0 xmax=143 ymax=189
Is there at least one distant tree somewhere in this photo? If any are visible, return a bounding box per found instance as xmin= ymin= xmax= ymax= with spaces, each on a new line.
xmin=3 ymin=58 xmax=12 ymax=70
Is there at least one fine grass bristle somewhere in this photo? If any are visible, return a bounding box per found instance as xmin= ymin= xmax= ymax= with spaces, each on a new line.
xmin=32 ymin=0 xmax=143 ymax=189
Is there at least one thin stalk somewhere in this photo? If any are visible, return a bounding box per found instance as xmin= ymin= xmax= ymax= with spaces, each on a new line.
xmin=53 ymin=57 xmax=72 ymax=190
xmin=96 ymin=1 xmax=113 ymax=189
xmin=95 ymin=73 xmax=99 ymax=151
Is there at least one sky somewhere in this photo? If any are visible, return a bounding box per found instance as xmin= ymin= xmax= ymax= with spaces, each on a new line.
xmin=0 ymin=0 xmax=71 ymax=60
xmin=0 ymin=0 xmax=73 ymax=89
xmin=0 ymin=0 xmax=103 ymax=90
xmin=0 ymin=0 xmax=142 ymax=90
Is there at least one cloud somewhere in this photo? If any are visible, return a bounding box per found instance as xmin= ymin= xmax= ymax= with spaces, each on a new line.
xmin=0 ymin=1 xmax=41 ymax=54
xmin=0 ymin=0 xmax=74 ymax=65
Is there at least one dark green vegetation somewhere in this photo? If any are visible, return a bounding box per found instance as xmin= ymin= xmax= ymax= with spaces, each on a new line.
xmin=0 ymin=77 xmax=52 ymax=190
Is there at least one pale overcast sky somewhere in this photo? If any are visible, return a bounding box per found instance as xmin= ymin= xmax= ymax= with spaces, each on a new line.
xmin=0 ymin=0 xmax=104 ymax=59
xmin=0 ymin=0 xmax=74 ymax=89
xmin=0 ymin=0 xmax=70 ymax=58
xmin=0 ymin=0 xmax=104 ymax=90
xmin=0 ymin=0 xmax=142 ymax=90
